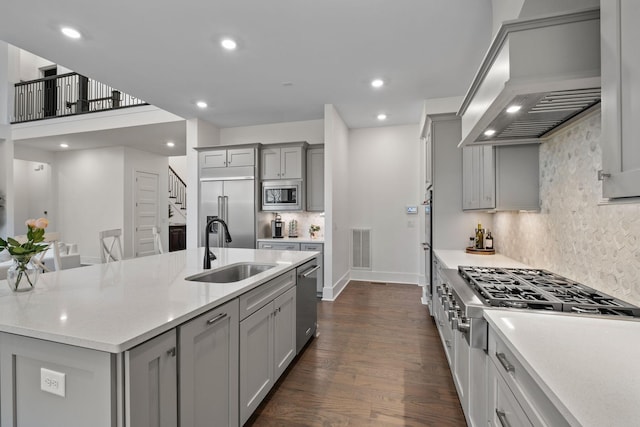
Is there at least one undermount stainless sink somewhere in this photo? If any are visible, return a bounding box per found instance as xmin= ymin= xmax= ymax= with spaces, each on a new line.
xmin=185 ymin=262 xmax=276 ymax=283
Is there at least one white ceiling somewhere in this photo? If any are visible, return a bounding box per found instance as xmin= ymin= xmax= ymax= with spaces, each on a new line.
xmin=0 ymin=0 xmax=493 ymax=153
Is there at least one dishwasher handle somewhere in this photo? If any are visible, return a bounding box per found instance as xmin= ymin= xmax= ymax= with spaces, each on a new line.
xmin=299 ymin=265 xmax=320 ymax=278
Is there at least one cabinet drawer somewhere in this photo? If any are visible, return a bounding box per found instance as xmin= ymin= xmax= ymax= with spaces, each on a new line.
xmin=258 ymin=241 xmax=300 ymax=251
xmin=239 ymin=270 xmax=296 ymax=320
xmin=300 ymin=243 xmax=323 ymax=252
xmin=489 ymin=365 xmax=533 ymax=427
xmin=489 ymin=330 xmax=569 ymax=427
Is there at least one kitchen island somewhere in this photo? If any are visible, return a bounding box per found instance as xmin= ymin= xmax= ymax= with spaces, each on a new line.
xmin=0 ymin=247 xmax=316 ymax=427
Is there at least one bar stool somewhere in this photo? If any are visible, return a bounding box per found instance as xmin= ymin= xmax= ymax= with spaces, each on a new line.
xmin=99 ymin=229 xmax=123 ymax=263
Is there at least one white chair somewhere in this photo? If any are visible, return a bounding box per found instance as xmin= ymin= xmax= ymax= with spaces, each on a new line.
xmin=152 ymin=226 xmax=164 ymax=254
xmin=99 ymin=229 xmax=123 ymax=263
xmin=14 ymin=231 xmax=62 ymax=272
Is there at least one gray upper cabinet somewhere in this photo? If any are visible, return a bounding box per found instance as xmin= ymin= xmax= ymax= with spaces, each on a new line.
xmin=179 ymin=299 xmax=239 ymax=427
xmin=261 ymin=143 xmax=306 ymax=180
xmin=463 ymin=146 xmax=495 ymax=210
xmin=601 ymin=0 xmax=640 ymax=198
xmin=199 ymin=146 xmax=257 ymax=180
xmin=306 ymin=145 xmax=325 ymax=211
xmin=463 ymin=144 xmax=539 ymax=211
xmin=200 ymin=147 xmax=255 ymax=169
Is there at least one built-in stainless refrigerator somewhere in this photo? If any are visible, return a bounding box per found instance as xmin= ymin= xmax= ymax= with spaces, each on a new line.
xmin=199 ymin=177 xmax=257 ymax=249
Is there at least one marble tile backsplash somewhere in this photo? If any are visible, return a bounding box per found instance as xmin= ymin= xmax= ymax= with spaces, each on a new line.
xmin=257 ymin=211 xmax=325 ymax=239
xmin=494 ymin=113 xmax=640 ymax=306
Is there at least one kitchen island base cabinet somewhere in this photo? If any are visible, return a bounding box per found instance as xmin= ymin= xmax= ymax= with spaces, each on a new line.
xmin=0 ymin=332 xmax=115 ymax=427
xmin=240 ymin=285 xmax=296 ymax=425
xmin=179 ymin=299 xmax=239 ymax=427
xmin=126 ymin=329 xmax=178 ymax=427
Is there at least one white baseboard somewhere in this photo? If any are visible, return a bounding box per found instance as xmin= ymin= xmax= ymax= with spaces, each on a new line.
xmin=321 ymin=269 xmax=350 ymax=301
xmin=349 ymin=269 xmax=419 ymax=285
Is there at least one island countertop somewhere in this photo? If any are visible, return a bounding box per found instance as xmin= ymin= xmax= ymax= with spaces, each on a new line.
xmin=484 ymin=310 xmax=640 ymax=427
xmin=0 ymin=248 xmax=316 ymax=353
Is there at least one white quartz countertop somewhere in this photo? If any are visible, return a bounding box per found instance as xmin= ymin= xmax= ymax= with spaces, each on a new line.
xmin=434 ymin=249 xmax=530 ymax=269
xmin=257 ymin=237 xmax=324 ymax=244
xmin=0 ymin=248 xmax=315 ymax=353
xmin=484 ymin=310 xmax=640 ymax=427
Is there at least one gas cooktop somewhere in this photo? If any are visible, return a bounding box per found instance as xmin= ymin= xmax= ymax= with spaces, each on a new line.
xmin=458 ymin=266 xmax=640 ymax=317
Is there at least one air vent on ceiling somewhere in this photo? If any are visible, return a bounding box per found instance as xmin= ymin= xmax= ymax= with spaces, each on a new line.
xmin=351 ymin=228 xmax=371 ymax=270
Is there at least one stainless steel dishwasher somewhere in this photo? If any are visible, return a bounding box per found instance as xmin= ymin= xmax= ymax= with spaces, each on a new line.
xmin=296 ymin=259 xmax=319 ymax=353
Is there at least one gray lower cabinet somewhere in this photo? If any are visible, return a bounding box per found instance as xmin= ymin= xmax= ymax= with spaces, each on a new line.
xmin=0 ymin=332 xmax=115 ymax=427
xmin=240 ymin=285 xmax=296 ymax=425
xmin=259 ymin=240 xmax=324 ymax=296
xmin=179 ymin=299 xmax=239 ymax=427
xmin=126 ymin=329 xmax=178 ymax=427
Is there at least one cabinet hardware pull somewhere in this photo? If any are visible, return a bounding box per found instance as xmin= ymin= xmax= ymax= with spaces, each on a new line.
xmin=496 ymin=352 xmax=515 ymax=373
xmin=445 ymin=339 xmax=451 ymax=348
xmin=167 ymin=347 xmax=176 ymax=357
xmin=306 ymin=327 xmax=312 ymax=335
xmin=496 ymin=409 xmax=511 ymax=427
xmin=301 ymin=265 xmax=320 ymax=278
xmin=207 ymin=313 xmax=227 ymax=325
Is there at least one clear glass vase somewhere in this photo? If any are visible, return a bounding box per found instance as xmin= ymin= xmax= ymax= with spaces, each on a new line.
xmin=6 ymin=255 xmax=39 ymax=292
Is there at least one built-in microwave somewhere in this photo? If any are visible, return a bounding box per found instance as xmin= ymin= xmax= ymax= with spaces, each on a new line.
xmin=262 ymin=180 xmax=303 ymax=211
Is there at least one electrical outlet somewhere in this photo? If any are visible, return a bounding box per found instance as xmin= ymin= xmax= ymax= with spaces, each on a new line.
xmin=41 ymin=368 xmax=66 ymax=397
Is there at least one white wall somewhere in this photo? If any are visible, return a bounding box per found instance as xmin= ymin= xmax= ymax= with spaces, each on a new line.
xmin=123 ymin=146 xmax=169 ymax=258
xmin=220 ymin=119 xmax=324 ymax=146
xmin=168 ymin=156 xmax=187 ymax=181
xmin=323 ymin=105 xmax=350 ymax=299
xmin=186 ymin=118 xmax=220 ymax=249
xmin=12 ymin=160 xmax=52 ymax=231
xmin=0 ymin=42 xmax=13 ymax=236
xmin=348 ymin=125 xmax=421 ymax=284
xmin=55 ymin=146 xmax=125 ymax=263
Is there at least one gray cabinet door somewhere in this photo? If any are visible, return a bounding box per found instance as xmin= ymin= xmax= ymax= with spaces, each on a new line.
xmin=273 ymin=286 xmax=297 ymax=380
xmin=463 ymin=146 xmax=494 ymax=210
xmin=281 ymin=146 xmax=303 ymax=179
xmin=179 ymin=299 xmax=239 ymax=427
xmin=240 ymin=302 xmax=274 ymax=425
xmin=227 ymin=148 xmax=255 ymax=167
xmin=261 ymin=147 xmax=282 ymax=179
xmin=306 ymin=146 xmax=325 ymax=211
xmin=126 ymin=329 xmax=178 ymax=427
xmin=601 ymin=0 xmax=640 ymax=198
xmin=200 ymin=150 xmax=228 ymax=169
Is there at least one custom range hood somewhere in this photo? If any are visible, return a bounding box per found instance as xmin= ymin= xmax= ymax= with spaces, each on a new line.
xmin=458 ymin=7 xmax=601 ymax=147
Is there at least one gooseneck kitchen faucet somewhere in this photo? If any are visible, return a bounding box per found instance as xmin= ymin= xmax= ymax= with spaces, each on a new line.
xmin=203 ymin=217 xmax=233 ymax=269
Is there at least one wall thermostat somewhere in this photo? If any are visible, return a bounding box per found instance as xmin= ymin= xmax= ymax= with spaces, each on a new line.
xmin=406 ymin=206 xmax=418 ymax=214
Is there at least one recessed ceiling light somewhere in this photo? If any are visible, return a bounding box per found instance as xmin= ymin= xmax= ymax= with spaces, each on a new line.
xmin=221 ymin=38 xmax=237 ymax=50
xmin=166 ymin=141 xmax=175 ymax=147
xmin=506 ymin=105 xmax=522 ymax=113
xmin=59 ymin=143 xmax=69 ymax=148
xmin=484 ymin=129 xmax=496 ymax=136
xmin=371 ymin=79 xmax=384 ymax=88
xmin=377 ymin=113 xmax=387 ymax=121
xmin=61 ymin=27 xmax=82 ymax=39
xmin=196 ymin=101 xmax=208 ymax=109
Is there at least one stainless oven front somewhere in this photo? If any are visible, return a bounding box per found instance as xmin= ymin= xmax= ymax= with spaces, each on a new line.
xmin=261 ymin=180 xmax=303 ymax=211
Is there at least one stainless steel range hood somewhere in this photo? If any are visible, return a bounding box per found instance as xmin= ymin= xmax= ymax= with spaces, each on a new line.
xmin=458 ymin=7 xmax=600 ymax=147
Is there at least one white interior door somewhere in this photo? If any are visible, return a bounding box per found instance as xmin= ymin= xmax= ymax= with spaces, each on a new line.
xmin=135 ymin=171 xmax=159 ymax=257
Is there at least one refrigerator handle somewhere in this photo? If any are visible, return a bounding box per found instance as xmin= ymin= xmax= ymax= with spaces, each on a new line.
xmin=223 ymin=196 xmax=229 ymax=247
xmin=217 ymin=196 xmax=224 ymax=247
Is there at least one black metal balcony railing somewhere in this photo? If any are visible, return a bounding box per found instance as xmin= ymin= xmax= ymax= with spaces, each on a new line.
xmin=12 ymin=72 xmax=148 ymax=123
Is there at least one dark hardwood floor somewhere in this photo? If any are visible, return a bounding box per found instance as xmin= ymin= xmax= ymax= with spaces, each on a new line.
xmin=246 ymin=280 xmax=466 ymax=426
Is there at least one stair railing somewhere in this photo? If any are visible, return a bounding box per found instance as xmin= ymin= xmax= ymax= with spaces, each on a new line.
xmin=169 ymin=166 xmax=187 ymax=213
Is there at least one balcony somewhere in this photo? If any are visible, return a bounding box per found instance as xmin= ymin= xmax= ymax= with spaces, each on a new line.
xmin=12 ymin=72 xmax=148 ymax=124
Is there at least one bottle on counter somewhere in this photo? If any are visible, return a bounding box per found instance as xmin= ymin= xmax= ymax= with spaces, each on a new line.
xmin=485 ymin=230 xmax=493 ymax=250
xmin=475 ymin=223 xmax=484 ymax=249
